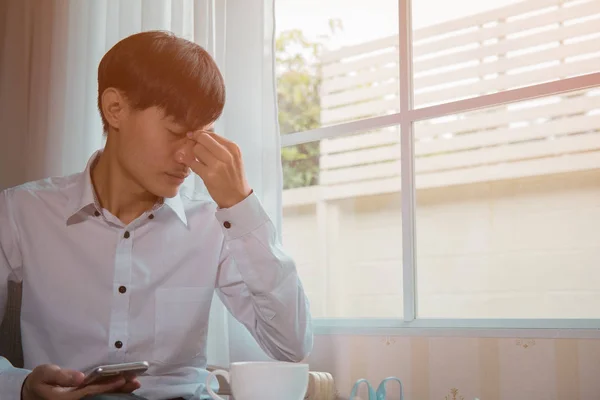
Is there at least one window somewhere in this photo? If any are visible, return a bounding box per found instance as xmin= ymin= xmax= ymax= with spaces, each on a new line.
xmin=415 ymin=89 xmax=600 ymax=319
xmin=275 ymin=0 xmax=399 ymax=132
xmin=276 ymin=0 xmax=600 ymax=334
xmin=280 ymin=133 xmax=403 ymax=319
xmin=412 ymin=0 xmax=600 ymax=107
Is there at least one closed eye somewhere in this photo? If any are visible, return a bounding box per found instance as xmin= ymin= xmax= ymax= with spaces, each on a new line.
xmin=168 ymin=129 xmax=186 ymax=138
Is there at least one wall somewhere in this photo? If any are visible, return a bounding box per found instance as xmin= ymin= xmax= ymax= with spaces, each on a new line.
xmin=282 ymin=168 xmax=600 ymax=399
xmin=283 ymin=169 xmax=600 ymax=319
xmin=307 ymin=335 xmax=599 ymax=400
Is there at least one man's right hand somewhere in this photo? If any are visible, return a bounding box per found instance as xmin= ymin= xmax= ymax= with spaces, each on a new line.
xmin=21 ymin=364 xmax=140 ymax=400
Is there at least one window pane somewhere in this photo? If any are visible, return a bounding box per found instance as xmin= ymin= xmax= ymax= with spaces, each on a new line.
xmin=412 ymin=0 xmax=600 ymax=108
xmin=275 ymin=0 xmax=399 ymax=133
xmin=282 ymin=129 xmax=403 ymax=318
xmin=415 ymin=88 xmax=600 ymax=318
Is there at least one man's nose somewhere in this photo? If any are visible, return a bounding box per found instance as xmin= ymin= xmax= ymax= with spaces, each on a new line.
xmin=176 ymin=139 xmax=196 ymax=165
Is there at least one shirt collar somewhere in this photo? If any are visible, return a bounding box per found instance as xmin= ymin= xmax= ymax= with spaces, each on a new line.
xmin=66 ymin=150 xmax=188 ymax=226
xmin=163 ymin=193 xmax=187 ymax=226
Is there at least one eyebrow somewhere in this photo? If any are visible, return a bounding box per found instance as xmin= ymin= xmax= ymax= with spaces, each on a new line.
xmin=165 ymin=118 xmax=185 ymax=128
xmin=170 ymin=117 xmax=215 ymax=133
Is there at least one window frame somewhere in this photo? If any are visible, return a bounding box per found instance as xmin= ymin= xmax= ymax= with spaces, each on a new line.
xmin=279 ymin=0 xmax=600 ymax=338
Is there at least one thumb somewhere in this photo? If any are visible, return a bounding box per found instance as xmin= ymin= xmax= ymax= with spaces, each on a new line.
xmin=177 ymin=148 xmax=208 ymax=179
xmin=42 ymin=365 xmax=84 ymax=387
xmin=77 ymin=376 xmax=127 ymax=398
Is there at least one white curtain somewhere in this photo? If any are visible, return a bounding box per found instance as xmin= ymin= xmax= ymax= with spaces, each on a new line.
xmin=217 ymin=0 xmax=283 ymax=363
xmin=0 ymin=0 xmax=282 ymax=366
xmin=0 ymin=0 xmax=198 ymax=189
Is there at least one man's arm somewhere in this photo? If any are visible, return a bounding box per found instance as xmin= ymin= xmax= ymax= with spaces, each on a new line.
xmin=213 ymin=193 xmax=313 ymax=362
xmin=0 ymin=189 xmax=32 ymax=400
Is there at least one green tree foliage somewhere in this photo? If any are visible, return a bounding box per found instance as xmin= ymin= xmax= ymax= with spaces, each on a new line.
xmin=276 ymin=29 xmax=322 ymax=189
xmin=276 ymin=20 xmax=343 ymax=189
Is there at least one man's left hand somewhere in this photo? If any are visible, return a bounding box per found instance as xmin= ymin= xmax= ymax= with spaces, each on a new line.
xmin=179 ymin=130 xmax=252 ymax=209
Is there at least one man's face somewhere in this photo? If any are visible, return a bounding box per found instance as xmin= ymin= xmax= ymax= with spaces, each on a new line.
xmin=114 ymin=105 xmax=210 ymax=198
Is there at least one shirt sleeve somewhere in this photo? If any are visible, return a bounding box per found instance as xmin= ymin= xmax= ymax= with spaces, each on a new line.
xmin=0 ymin=189 xmax=31 ymax=400
xmin=213 ymin=192 xmax=313 ymax=362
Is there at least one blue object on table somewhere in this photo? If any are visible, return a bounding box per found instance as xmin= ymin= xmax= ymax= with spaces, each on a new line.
xmin=349 ymin=376 xmax=404 ymax=400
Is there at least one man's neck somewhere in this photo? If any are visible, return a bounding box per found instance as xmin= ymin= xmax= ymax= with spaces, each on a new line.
xmin=91 ymin=147 xmax=159 ymax=225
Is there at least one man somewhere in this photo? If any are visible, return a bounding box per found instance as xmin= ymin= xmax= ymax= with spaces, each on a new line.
xmin=0 ymin=31 xmax=313 ymax=400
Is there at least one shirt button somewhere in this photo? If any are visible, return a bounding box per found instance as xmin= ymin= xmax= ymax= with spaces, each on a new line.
xmin=223 ymin=221 xmax=231 ymax=229
xmin=148 ymin=214 xmax=155 ymax=220
xmin=123 ymin=231 xmax=130 ymax=239
xmin=118 ymin=286 xmax=127 ymax=294
xmin=115 ymin=340 xmax=123 ymax=349
xmin=94 ymin=211 xmax=100 ymax=217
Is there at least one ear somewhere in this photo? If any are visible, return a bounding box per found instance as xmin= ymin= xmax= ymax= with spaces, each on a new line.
xmin=101 ymin=88 xmax=129 ymax=131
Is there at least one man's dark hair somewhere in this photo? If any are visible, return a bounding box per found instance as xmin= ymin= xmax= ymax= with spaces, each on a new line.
xmin=97 ymin=30 xmax=226 ymax=133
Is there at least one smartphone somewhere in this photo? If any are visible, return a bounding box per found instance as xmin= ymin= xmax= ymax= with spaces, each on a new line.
xmin=79 ymin=361 xmax=150 ymax=387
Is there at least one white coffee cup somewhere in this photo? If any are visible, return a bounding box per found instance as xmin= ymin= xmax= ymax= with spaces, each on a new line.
xmin=205 ymin=361 xmax=309 ymax=400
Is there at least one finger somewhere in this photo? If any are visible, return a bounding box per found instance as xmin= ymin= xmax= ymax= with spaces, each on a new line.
xmin=124 ymin=375 xmax=140 ymax=384
xmin=191 ymin=141 xmax=220 ymax=167
xmin=205 ymin=131 xmax=239 ymax=153
xmin=177 ymin=140 xmax=206 ymax=166
xmin=188 ymin=157 xmax=210 ymax=180
xmin=176 ymin=148 xmax=209 ymax=178
xmin=77 ymin=376 xmax=127 ymax=398
xmin=116 ymin=378 xmax=142 ymax=393
xmin=40 ymin=365 xmax=84 ymax=387
xmin=201 ymin=131 xmax=243 ymax=168
xmin=188 ymin=131 xmax=231 ymax=161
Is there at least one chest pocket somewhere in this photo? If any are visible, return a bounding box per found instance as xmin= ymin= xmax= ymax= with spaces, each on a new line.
xmin=153 ymin=287 xmax=215 ymax=365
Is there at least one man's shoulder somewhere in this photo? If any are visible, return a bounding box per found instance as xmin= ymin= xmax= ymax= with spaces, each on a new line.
xmin=2 ymin=172 xmax=82 ymax=206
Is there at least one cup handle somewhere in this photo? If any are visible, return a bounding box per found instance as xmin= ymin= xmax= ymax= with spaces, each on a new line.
xmin=205 ymin=369 xmax=230 ymax=400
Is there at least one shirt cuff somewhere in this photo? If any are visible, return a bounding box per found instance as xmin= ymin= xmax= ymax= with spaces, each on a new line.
xmin=0 ymin=367 xmax=30 ymax=400
xmin=215 ymin=192 xmax=270 ymax=240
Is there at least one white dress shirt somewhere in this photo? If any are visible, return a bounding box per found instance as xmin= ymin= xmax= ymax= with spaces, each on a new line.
xmin=0 ymin=151 xmax=313 ymax=400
